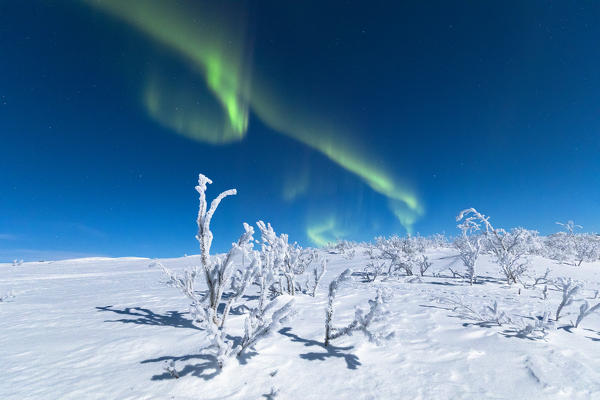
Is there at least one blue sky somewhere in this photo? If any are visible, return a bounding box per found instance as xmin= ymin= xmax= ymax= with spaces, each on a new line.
xmin=1 ymin=1 xmax=599 ymax=261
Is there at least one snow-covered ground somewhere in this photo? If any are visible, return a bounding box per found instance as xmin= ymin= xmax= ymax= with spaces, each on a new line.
xmin=1 ymin=249 xmax=599 ymax=399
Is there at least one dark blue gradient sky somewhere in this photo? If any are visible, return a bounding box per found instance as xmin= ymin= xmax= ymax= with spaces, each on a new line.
xmin=1 ymin=1 xmax=599 ymax=260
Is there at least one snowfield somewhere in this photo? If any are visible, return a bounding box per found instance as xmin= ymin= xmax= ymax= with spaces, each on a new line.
xmin=1 ymin=249 xmax=599 ymax=400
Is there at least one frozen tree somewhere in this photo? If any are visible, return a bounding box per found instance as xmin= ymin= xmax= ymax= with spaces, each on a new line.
xmin=417 ymin=255 xmax=432 ymax=277
xmin=454 ymin=211 xmax=483 ymax=285
xmin=574 ymin=300 xmax=600 ymax=328
xmin=553 ymin=277 xmax=582 ymax=321
xmin=556 ymin=220 xmax=582 ymax=235
xmin=457 ymin=208 xmax=530 ymax=285
xmin=324 ymin=269 xmax=394 ymax=346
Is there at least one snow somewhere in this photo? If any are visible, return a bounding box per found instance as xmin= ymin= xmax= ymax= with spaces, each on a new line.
xmin=1 ymin=249 xmax=599 ymax=399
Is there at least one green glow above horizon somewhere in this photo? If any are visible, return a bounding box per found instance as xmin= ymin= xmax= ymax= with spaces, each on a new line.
xmin=85 ymin=0 xmax=425 ymax=232
xmin=306 ymin=216 xmax=347 ymax=247
xmin=143 ymin=74 xmax=243 ymax=144
xmin=251 ymin=86 xmax=424 ymax=230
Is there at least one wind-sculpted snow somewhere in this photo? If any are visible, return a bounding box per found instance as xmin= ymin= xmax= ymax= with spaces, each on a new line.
xmin=1 ymin=248 xmax=600 ymax=399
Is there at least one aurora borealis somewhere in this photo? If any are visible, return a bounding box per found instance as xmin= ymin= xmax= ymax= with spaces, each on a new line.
xmin=85 ymin=0 xmax=424 ymax=236
xmin=2 ymin=1 xmax=600 ymax=259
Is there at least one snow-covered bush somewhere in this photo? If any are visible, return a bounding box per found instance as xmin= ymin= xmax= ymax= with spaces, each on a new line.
xmin=417 ymin=255 xmax=432 ymax=277
xmin=307 ymin=253 xmax=327 ymax=297
xmin=545 ymin=221 xmax=600 ymax=265
xmin=514 ymin=312 xmax=553 ymax=340
xmin=256 ymin=221 xmax=324 ymax=297
xmin=519 ymin=268 xmax=551 ymax=290
xmin=427 ymin=233 xmax=450 ymax=249
xmin=0 ymin=290 xmax=15 ymax=302
xmin=154 ymin=174 xmax=295 ymax=368
xmin=454 ymin=211 xmax=483 ymax=285
xmin=544 ymin=232 xmax=572 ymax=264
xmin=326 ymin=239 xmax=357 ymax=256
xmin=437 ymin=297 xmax=512 ymax=326
xmin=457 ymin=208 xmax=530 ymax=285
xmin=553 ymin=277 xmax=582 ymax=322
xmin=572 ymin=233 xmax=600 ymax=266
xmin=574 ymin=300 xmax=600 ymax=328
xmin=163 ymin=360 xmax=179 ymax=379
xmin=324 ymin=269 xmax=394 ymax=346
xmin=375 ymin=235 xmax=426 ymax=277
xmin=364 ymin=261 xmax=385 ymax=282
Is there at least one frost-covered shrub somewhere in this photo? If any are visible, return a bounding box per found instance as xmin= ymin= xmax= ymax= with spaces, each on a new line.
xmin=257 ymin=221 xmax=326 ymax=296
xmin=553 ymin=277 xmax=582 ymax=321
xmin=163 ymin=360 xmax=179 ymax=379
xmin=363 ymin=261 xmax=385 ymax=282
xmin=0 ymin=290 xmax=15 ymax=302
xmin=256 ymin=221 xmax=324 ymax=297
xmin=457 ymin=208 xmax=530 ymax=285
xmin=375 ymin=235 xmax=426 ymax=277
xmin=307 ymin=253 xmax=327 ymax=297
xmin=154 ymin=174 xmax=295 ymax=368
xmin=544 ymin=232 xmax=572 ymax=264
xmin=428 ymin=233 xmax=450 ymax=249
xmin=454 ymin=211 xmax=483 ymax=285
xmin=437 ymin=297 xmax=512 ymax=326
xmin=551 ymin=277 xmax=599 ymax=327
xmin=514 ymin=312 xmax=553 ymax=339
xmin=572 ymin=233 xmax=600 ymax=266
xmin=545 ymin=221 xmax=600 ymax=265
xmin=326 ymin=239 xmax=357 ymax=256
xmin=519 ymin=268 xmax=551 ymax=290
xmin=417 ymin=255 xmax=432 ymax=277
xmin=324 ymin=269 xmax=394 ymax=346
xmin=574 ymin=300 xmax=600 ymax=328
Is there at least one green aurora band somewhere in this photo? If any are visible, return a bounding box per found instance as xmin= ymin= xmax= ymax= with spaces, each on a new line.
xmin=85 ymin=0 xmax=425 ymax=240
xmin=306 ymin=216 xmax=348 ymax=247
xmin=85 ymin=0 xmax=250 ymax=142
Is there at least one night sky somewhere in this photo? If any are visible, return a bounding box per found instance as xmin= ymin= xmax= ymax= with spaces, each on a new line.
xmin=2 ymin=1 xmax=599 ymax=260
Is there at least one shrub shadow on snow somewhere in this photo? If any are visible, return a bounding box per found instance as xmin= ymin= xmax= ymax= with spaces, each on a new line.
xmin=500 ymin=328 xmax=544 ymax=341
xmin=428 ymin=281 xmax=464 ymax=287
xmin=141 ymin=354 xmax=220 ymax=380
xmin=96 ymin=305 xmax=202 ymax=330
xmin=558 ymin=325 xmax=600 ymax=341
xmin=278 ymin=327 xmax=361 ymax=370
xmin=419 ymin=304 xmax=501 ymax=328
